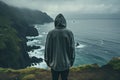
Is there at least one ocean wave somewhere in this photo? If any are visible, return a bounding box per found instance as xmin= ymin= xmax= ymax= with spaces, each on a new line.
xmin=30 ymin=61 xmax=48 ymax=69
xmin=28 ymin=45 xmax=47 ymax=69
xmin=76 ymin=44 xmax=86 ymax=49
xmin=28 ymin=50 xmax=42 ymax=58
xmin=27 ymin=40 xmax=41 ymax=46
xmin=27 ymin=21 xmax=120 ymax=68
xmin=42 ymin=32 xmax=48 ymax=35
xmin=27 ymin=35 xmax=43 ymax=39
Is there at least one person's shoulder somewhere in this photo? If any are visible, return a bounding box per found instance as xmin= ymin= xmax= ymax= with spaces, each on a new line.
xmin=48 ymin=29 xmax=54 ymax=33
xmin=47 ymin=29 xmax=56 ymax=35
xmin=64 ymin=28 xmax=73 ymax=34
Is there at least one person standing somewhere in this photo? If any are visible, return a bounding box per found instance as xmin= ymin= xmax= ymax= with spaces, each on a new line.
xmin=44 ymin=13 xmax=75 ymax=80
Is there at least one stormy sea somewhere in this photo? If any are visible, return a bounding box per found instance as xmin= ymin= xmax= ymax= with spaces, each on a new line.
xmin=26 ymin=19 xmax=120 ymax=69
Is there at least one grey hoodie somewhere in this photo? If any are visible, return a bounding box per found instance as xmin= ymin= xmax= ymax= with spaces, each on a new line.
xmin=44 ymin=14 xmax=75 ymax=71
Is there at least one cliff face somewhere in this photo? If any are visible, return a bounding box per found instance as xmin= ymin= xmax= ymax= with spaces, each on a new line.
xmin=0 ymin=1 xmax=53 ymax=69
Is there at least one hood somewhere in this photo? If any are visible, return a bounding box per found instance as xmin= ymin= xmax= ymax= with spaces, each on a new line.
xmin=54 ymin=13 xmax=66 ymax=29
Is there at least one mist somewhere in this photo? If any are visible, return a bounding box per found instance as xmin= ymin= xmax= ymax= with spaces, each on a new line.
xmin=1 ymin=0 xmax=120 ymax=18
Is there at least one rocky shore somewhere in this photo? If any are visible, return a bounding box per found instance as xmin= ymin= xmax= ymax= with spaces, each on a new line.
xmin=0 ymin=1 xmax=53 ymax=69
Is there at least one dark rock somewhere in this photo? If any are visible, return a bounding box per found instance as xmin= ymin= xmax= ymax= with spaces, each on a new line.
xmin=26 ymin=26 xmax=39 ymax=36
xmin=27 ymin=46 xmax=41 ymax=52
xmin=30 ymin=56 xmax=43 ymax=64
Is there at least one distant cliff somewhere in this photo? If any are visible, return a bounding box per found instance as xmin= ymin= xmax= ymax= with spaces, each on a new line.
xmin=0 ymin=1 xmax=53 ymax=69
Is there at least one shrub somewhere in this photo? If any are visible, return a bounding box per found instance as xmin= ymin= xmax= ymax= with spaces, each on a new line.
xmin=108 ymin=57 xmax=120 ymax=70
xmin=22 ymin=74 xmax=35 ymax=80
xmin=71 ymin=63 xmax=99 ymax=71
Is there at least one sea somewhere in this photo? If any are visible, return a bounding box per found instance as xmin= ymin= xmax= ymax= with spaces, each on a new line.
xmin=26 ymin=19 xmax=120 ymax=69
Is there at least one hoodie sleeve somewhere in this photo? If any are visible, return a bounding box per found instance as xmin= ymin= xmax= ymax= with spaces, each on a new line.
xmin=69 ymin=31 xmax=75 ymax=66
xmin=44 ymin=32 xmax=52 ymax=67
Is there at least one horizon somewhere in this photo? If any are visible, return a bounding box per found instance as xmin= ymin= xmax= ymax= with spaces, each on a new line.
xmin=1 ymin=0 xmax=120 ymax=19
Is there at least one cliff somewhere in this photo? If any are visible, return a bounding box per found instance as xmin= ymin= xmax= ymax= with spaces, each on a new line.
xmin=0 ymin=57 xmax=120 ymax=80
xmin=0 ymin=1 xmax=53 ymax=69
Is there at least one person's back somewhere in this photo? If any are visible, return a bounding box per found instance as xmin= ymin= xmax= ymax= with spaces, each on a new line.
xmin=45 ymin=13 xmax=75 ymax=80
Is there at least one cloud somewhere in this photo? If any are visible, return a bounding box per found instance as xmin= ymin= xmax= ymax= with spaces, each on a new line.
xmin=1 ymin=0 xmax=120 ymax=18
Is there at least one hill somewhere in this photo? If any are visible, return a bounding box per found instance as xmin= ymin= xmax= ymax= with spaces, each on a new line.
xmin=0 ymin=1 xmax=53 ymax=69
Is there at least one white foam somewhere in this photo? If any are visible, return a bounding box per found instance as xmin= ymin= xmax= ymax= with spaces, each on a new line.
xmin=36 ymin=35 xmax=43 ymax=38
xmin=28 ymin=50 xmax=42 ymax=58
xmin=28 ymin=47 xmax=48 ymax=69
xmin=40 ymin=45 xmax=45 ymax=50
xmin=28 ymin=46 xmax=45 ymax=58
xmin=30 ymin=61 xmax=48 ymax=69
xmin=27 ymin=40 xmax=41 ymax=46
xmin=26 ymin=35 xmax=43 ymax=40
xmin=76 ymin=44 xmax=86 ymax=48
xmin=42 ymin=32 xmax=48 ymax=35
xmin=100 ymin=40 xmax=104 ymax=45
xmin=26 ymin=24 xmax=49 ymax=69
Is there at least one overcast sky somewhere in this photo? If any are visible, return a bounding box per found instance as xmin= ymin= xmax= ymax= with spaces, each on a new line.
xmin=1 ymin=0 xmax=120 ymax=18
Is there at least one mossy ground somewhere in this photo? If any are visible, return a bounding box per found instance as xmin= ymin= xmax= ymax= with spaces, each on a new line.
xmin=0 ymin=61 xmax=120 ymax=80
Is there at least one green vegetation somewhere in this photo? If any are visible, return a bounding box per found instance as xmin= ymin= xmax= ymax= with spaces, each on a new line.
xmin=0 ymin=67 xmax=50 ymax=80
xmin=71 ymin=63 xmax=99 ymax=71
xmin=108 ymin=57 xmax=120 ymax=70
xmin=0 ymin=10 xmax=22 ymax=68
xmin=0 ymin=25 xmax=21 ymax=68
xmin=22 ymin=74 xmax=36 ymax=80
xmin=0 ymin=1 xmax=53 ymax=69
xmin=0 ymin=25 xmax=20 ymax=51
xmin=0 ymin=58 xmax=120 ymax=80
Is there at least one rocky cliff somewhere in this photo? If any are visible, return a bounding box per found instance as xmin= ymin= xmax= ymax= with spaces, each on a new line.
xmin=0 ymin=1 xmax=53 ymax=69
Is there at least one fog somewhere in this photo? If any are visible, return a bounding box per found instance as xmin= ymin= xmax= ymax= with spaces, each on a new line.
xmin=1 ymin=0 xmax=120 ymax=18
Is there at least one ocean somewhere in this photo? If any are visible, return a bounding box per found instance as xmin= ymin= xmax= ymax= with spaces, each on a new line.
xmin=26 ymin=19 xmax=120 ymax=69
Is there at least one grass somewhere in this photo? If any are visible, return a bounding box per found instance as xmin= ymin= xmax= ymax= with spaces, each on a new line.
xmin=0 ymin=57 xmax=120 ymax=80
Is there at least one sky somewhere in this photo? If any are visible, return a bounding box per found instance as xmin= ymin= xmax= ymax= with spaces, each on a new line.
xmin=1 ymin=0 xmax=120 ymax=18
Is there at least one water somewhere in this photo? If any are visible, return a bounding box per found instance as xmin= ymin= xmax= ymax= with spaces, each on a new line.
xmin=27 ymin=19 xmax=120 ymax=69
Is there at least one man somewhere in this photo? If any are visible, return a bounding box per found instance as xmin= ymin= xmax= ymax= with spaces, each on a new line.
xmin=44 ymin=13 xmax=75 ymax=80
